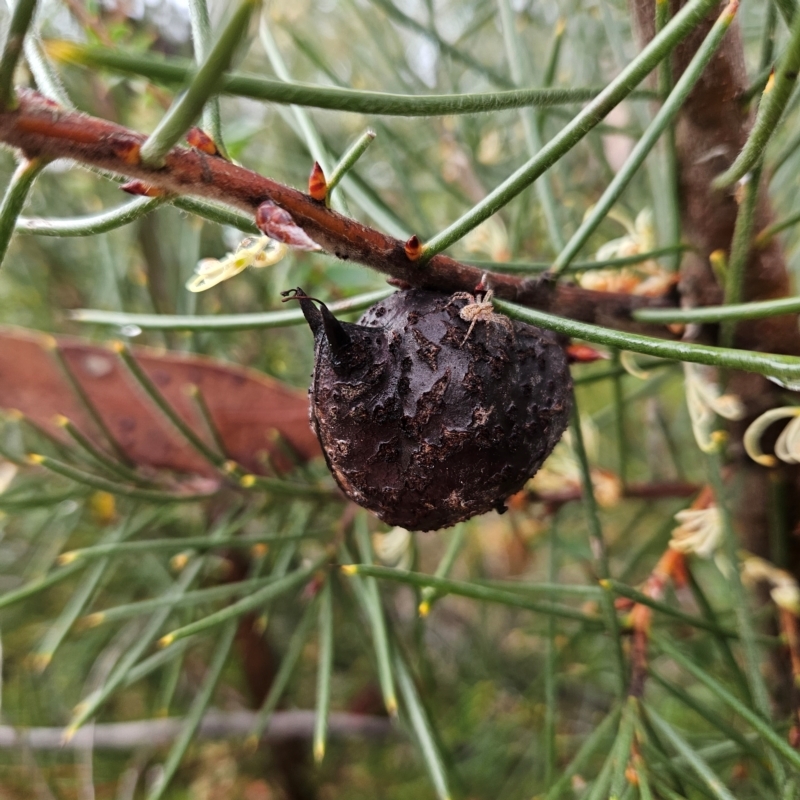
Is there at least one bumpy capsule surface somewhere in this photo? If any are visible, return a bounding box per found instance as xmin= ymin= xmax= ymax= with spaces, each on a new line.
xmin=290 ymin=288 xmax=572 ymax=532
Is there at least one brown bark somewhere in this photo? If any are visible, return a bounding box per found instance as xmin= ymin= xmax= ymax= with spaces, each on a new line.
xmin=0 ymin=88 xmax=672 ymax=336
xmin=631 ymin=0 xmax=800 ymax=705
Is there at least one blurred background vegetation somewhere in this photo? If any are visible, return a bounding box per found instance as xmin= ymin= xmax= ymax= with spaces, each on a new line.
xmin=0 ymin=0 xmax=799 ymax=798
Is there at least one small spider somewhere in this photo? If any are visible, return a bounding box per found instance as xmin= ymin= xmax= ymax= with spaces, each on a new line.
xmin=446 ymin=288 xmax=515 ymax=346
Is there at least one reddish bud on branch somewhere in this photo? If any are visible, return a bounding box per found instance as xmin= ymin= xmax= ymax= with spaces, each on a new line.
xmin=120 ymin=180 xmax=165 ymax=197
xmin=186 ymin=127 xmax=221 ymax=157
xmin=308 ymin=161 xmax=328 ymax=201
xmin=404 ymin=235 xmax=423 ymax=261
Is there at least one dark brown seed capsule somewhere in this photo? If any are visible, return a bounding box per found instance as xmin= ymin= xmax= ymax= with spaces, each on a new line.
xmin=286 ymin=287 xmax=572 ymax=532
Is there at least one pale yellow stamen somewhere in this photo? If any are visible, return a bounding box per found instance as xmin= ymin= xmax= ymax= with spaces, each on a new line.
xmin=743 ymin=407 xmax=800 ymax=467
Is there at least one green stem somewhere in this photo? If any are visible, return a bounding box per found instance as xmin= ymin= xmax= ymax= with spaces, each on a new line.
xmin=352 ymin=516 xmax=397 ymax=715
xmin=634 ymin=292 xmax=800 ymax=324
xmin=467 ymin=244 xmax=690 ymax=273
xmin=544 ymin=515 xmax=558 ymax=785
xmin=714 ymin=4 xmax=800 ymax=188
xmin=755 ymin=208 xmax=800 ymax=246
xmin=237 ymin=472 xmax=339 ymax=499
xmin=33 ymin=509 xmax=165 ymax=671
xmin=313 ymin=577 xmax=334 ymax=763
xmin=369 ymin=0 xmax=510 ymax=87
xmin=542 ymin=18 xmax=565 ymax=94
xmin=84 ymin=576 xmax=280 ymax=626
xmin=550 ymin=2 xmax=735 ymax=275
xmin=187 ymin=0 xmax=227 ymax=157
xmin=258 ymin=15 xmax=338 ymax=218
xmin=172 ymin=196 xmax=258 ymax=233
xmin=16 ymin=197 xmax=164 ymax=236
xmin=706 ymin=452 xmax=777 ymax=726
xmin=56 ymin=416 xmax=152 ymax=485
xmin=147 ymin=619 xmax=238 ymax=800
xmin=720 ymin=164 xmax=762 ymax=348
xmin=742 ymin=64 xmax=774 ymax=105
xmin=29 ymin=454 xmax=217 ymax=503
xmin=645 ymin=705 xmax=737 ymax=800
xmin=0 ymin=0 xmax=38 ymax=109
xmin=492 ymin=298 xmax=800 ymax=389
xmin=62 ymin=532 xmax=310 ymax=564
xmin=65 ymin=508 xmax=242 ymax=736
xmin=611 ymin=350 xmax=627 ymax=486
xmin=159 ymin=555 xmax=325 ymax=646
xmin=0 ymin=560 xmax=84 ymax=610
xmin=343 ymin=564 xmax=603 ymax=626
xmin=393 ymin=648 xmax=452 ymax=800
xmin=419 ymin=524 xmax=466 ymax=614
xmin=609 ymin=698 xmax=638 ymax=799
xmin=52 ymin=43 xmax=660 ymax=116
xmin=601 ymin=578 xmax=769 ymax=641
xmin=187 ymin=384 xmax=228 ymax=459
xmin=649 ymin=670 xmax=765 ymax=765
xmin=542 ymin=707 xmax=621 ymax=800
xmin=774 ymin=0 xmax=798 ymax=28
xmin=0 ymin=156 xmax=45 ymax=268
xmin=570 ymin=401 xmax=627 ymax=698
xmin=46 ymin=341 xmax=133 ymax=466
xmin=139 ymin=0 xmax=258 ymax=166
xmin=71 ymin=288 xmax=393 ymax=331
xmin=657 ymin=0 xmax=683 ymax=274
xmin=113 ymin=342 xmax=225 ymax=468
xmin=325 ymin=129 xmax=376 ymax=199
xmin=498 ymin=0 xmax=564 ymax=253
xmin=421 ymin=0 xmax=720 ymax=259
xmin=247 ymin=596 xmax=318 ymax=743
xmin=16 ymin=5 xmax=71 ymax=107
xmin=685 ymin=563 xmax=751 ymax=701
xmin=769 ymin=125 xmax=800 ymax=178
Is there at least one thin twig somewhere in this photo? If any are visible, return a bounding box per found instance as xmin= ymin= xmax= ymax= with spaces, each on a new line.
xmin=0 ymin=711 xmax=392 ymax=750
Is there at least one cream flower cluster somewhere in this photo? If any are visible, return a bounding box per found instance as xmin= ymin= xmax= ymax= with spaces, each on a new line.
xmin=186 ymin=235 xmax=288 ymax=293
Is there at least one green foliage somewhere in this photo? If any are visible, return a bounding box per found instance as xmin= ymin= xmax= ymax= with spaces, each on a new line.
xmin=1 ymin=0 xmax=800 ymax=798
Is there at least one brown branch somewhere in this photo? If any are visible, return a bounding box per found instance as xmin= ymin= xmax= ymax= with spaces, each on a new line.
xmin=0 ymin=89 xmax=670 ymax=335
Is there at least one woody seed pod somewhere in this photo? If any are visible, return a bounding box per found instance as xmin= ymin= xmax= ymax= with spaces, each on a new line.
xmin=287 ymin=288 xmax=572 ymax=532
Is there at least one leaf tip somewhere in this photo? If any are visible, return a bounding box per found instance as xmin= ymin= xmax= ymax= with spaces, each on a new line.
xmin=313 ymin=741 xmax=325 ymax=763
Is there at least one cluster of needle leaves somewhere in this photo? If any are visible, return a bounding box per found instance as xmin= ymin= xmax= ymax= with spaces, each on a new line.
xmin=1 ymin=0 xmax=800 ymax=798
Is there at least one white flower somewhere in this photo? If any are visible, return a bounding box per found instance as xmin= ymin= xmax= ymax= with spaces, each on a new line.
xmin=186 ymin=236 xmax=287 ymax=293
xmin=527 ymin=418 xmax=622 ymax=508
xmin=620 ymin=351 xmax=651 ymax=380
xmin=372 ymin=526 xmax=413 ymax=571
xmin=743 ymin=407 xmax=800 ymax=467
xmin=669 ymin=506 xmax=722 ymax=559
xmin=0 ymin=460 xmax=16 ymax=494
xmin=741 ymin=554 xmax=800 ymax=615
xmin=683 ymin=363 xmax=745 ymax=452
xmin=578 ymin=209 xmax=677 ymax=297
